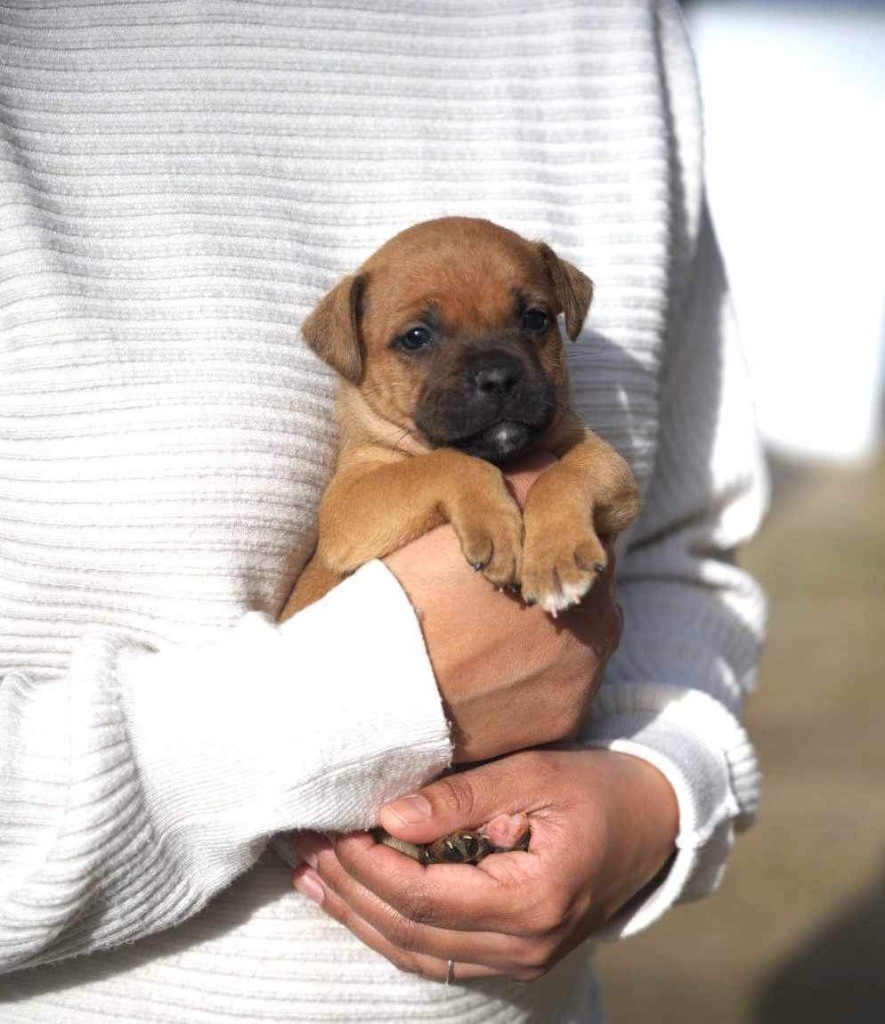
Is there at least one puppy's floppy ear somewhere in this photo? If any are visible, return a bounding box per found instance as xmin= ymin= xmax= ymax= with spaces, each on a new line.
xmin=536 ymin=243 xmax=594 ymax=341
xmin=301 ymin=274 xmax=367 ymax=383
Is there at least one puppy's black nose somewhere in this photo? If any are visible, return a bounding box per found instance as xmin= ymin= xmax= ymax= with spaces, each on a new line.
xmin=472 ymin=353 xmax=522 ymax=396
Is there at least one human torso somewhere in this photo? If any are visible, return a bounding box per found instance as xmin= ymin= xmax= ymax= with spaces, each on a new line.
xmin=0 ymin=2 xmax=687 ymax=1020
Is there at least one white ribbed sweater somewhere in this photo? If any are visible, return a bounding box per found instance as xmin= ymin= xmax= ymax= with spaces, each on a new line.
xmin=0 ymin=2 xmax=767 ymax=1021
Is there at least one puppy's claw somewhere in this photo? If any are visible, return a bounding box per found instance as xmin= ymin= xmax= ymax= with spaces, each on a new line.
xmin=574 ymin=549 xmax=608 ymax=575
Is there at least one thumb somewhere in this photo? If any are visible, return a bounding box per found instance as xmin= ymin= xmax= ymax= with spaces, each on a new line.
xmin=378 ymin=761 xmax=518 ymax=845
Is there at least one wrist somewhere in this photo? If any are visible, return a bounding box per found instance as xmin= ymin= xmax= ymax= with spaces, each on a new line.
xmin=600 ymin=750 xmax=679 ymax=878
xmin=564 ymin=748 xmax=678 ymax=922
xmin=120 ymin=564 xmax=452 ymax=859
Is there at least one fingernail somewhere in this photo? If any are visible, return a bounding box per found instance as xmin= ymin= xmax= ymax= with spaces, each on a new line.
xmin=293 ymin=868 xmax=325 ymax=906
xmin=383 ymin=794 xmax=432 ymax=825
xmin=292 ymin=846 xmax=317 ymax=869
xmin=291 ymin=833 xmax=324 ymax=868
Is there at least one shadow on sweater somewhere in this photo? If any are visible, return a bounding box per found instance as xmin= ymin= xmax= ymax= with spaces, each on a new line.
xmin=0 ymin=851 xmax=291 ymax=1001
xmin=754 ymin=865 xmax=885 ymax=1024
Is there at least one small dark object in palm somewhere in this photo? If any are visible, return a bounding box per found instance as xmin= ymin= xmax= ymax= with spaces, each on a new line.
xmin=374 ymin=826 xmax=530 ymax=865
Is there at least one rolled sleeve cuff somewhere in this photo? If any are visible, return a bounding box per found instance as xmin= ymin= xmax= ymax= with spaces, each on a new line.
xmin=118 ymin=560 xmax=452 ymax=886
xmin=582 ymin=682 xmax=758 ymax=939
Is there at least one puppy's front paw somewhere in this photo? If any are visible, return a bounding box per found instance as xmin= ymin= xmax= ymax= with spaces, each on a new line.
xmin=520 ymin=522 xmax=607 ymax=616
xmin=448 ymin=478 xmax=523 ymax=589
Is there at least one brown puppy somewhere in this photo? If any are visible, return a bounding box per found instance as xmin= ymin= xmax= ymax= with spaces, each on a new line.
xmin=280 ymin=216 xmax=639 ymax=623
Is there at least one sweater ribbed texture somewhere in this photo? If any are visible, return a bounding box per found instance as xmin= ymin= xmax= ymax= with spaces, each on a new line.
xmin=0 ymin=2 xmax=766 ymax=1020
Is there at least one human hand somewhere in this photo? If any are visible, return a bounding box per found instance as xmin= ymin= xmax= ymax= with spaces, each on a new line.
xmin=382 ymin=452 xmax=622 ymax=764
xmin=291 ymin=748 xmax=678 ymax=981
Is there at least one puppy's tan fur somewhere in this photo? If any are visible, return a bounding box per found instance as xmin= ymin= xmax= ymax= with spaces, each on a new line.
xmin=280 ymin=218 xmax=639 ymax=621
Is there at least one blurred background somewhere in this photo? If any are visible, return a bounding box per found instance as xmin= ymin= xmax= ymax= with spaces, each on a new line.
xmin=597 ymin=1 xmax=885 ymax=1021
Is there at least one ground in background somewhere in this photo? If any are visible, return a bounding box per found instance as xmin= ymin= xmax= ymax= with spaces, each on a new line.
xmin=596 ymin=452 xmax=885 ymax=1024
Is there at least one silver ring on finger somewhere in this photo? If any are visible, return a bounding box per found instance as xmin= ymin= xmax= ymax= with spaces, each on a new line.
xmin=445 ymin=959 xmax=455 ymax=986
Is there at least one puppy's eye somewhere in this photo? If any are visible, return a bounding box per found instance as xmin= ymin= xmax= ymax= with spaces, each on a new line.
xmin=521 ymin=308 xmax=550 ymax=333
xmin=396 ymin=326 xmax=434 ymax=352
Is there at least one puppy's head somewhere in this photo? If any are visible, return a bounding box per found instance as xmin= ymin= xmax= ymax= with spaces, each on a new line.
xmin=302 ymin=217 xmax=593 ymax=464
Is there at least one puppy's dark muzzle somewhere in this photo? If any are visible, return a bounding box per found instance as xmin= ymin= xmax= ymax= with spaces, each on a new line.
xmin=416 ymin=347 xmax=555 ymax=465
xmin=471 ymin=351 xmax=522 ymax=398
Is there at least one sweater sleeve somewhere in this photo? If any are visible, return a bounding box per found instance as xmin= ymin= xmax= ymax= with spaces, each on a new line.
xmin=581 ymin=202 xmax=769 ymax=939
xmin=0 ymin=560 xmax=452 ymax=974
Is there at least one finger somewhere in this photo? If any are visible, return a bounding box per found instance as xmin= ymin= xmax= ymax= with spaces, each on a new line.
xmin=306 ymin=838 xmax=538 ymax=968
xmin=379 ymin=755 xmax=551 ymax=845
xmin=328 ymin=831 xmax=546 ymax=935
xmin=481 ymin=812 xmax=530 ymax=849
xmin=293 ymin=865 xmax=509 ymax=982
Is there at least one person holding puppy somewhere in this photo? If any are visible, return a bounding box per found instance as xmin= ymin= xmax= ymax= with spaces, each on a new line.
xmin=0 ymin=2 xmax=766 ymax=1022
